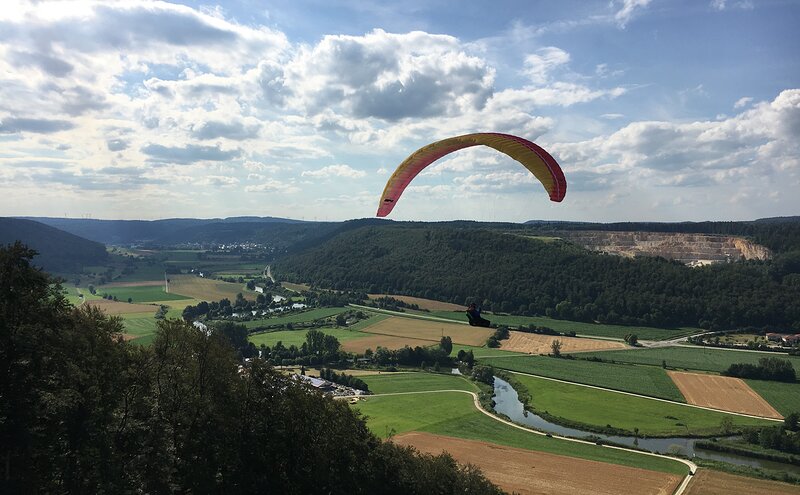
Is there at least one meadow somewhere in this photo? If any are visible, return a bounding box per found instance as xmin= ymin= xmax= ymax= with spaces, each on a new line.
xmin=412 ymin=310 xmax=702 ymax=341
xmin=351 ymin=374 xmax=687 ymax=475
xmin=480 ymin=355 xmax=686 ymax=401
xmin=512 ymin=374 xmax=774 ymax=437
xmin=97 ymin=284 xmax=191 ymax=303
xmin=580 ymin=346 xmax=800 ymax=374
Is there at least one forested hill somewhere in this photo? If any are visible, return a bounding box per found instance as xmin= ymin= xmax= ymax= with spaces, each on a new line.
xmin=274 ymin=225 xmax=800 ymax=332
xmin=0 ymin=218 xmax=108 ymax=272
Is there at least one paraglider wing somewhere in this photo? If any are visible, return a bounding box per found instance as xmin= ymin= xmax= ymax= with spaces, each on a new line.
xmin=376 ymin=133 xmax=566 ymax=217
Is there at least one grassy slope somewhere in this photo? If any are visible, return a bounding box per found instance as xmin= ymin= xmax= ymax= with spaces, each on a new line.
xmin=352 ymin=374 xmax=686 ymax=475
xmin=513 ymin=374 xmax=773 ymax=436
xmin=580 ymin=347 xmax=800 ymax=374
xmin=744 ymin=380 xmax=800 ymax=417
xmin=481 ymin=355 xmax=685 ymax=401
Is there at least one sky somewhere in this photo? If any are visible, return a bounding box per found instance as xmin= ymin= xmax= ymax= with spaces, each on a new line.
xmin=0 ymin=0 xmax=798 ymax=222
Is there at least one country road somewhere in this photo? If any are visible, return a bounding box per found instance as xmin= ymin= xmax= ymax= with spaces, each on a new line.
xmin=264 ymin=264 xmax=275 ymax=283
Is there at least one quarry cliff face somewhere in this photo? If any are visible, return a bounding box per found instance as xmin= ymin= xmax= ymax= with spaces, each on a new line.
xmin=558 ymin=231 xmax=772 ymax=265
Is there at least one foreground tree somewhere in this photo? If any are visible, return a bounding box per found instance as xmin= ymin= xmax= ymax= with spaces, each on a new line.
xmin=0 ymin=243 xmax=502 ymax=494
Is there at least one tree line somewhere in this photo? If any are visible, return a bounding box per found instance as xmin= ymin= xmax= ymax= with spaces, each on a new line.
xmin=0 ymin=243 xmax=500 ymax=494
xmin=275 ymin=225 xmax=800 ymax=332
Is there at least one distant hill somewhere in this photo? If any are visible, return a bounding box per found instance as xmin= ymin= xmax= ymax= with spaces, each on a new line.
xmin=274 ymin=224 xmax=800 ymax=330
xmin=20 ymin=216 xmax=307 ymax=245
xmin=0 ymin=217 xmax=108 ymax=273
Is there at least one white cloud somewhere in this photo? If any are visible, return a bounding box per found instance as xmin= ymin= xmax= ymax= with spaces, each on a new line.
xmin=614 ymin=0 xmax=652 ymax=28
xmin=734 ymin=96 xmax=753 ymax=109
xmin=302 ymin=164 xmax=367 ymax=179
xmin=522 ymin=47 xmax=570 ymax=84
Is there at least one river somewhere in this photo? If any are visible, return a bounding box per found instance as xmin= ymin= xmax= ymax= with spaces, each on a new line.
xmin=492 ymin=376 xmax=800 ymax=474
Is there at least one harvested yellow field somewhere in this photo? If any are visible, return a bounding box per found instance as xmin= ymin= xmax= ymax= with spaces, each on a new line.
xmin=368 ymin=294 xmax=464 ymax=311
xmin=340 ymin=334 xmax=434 ymax=353
xmin=85 ymin=299 xmax=157 ymax=315
xmin=500 ymin=331 xmax=627 ymax=354
xmin=684 ymin=469 xmax=800 ymax=495
xmin=167 ymin=274 xmax=253 ymax=302
xmin=363 ymin=316 xmax=491 ymax=346
xmin=667 ymin=371 xmax=783 ymax=419
xmin=668 ymin=371 xmax=783 ymax=419
xmin=393 ymin=432 xmax=683 ymax=495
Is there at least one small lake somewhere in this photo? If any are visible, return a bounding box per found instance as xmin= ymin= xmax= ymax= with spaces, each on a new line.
xmin=493 ymin=376 xmax=800 ymax=474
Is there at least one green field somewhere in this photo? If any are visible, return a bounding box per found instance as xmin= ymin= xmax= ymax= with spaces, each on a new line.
xmin=451 ymin=344 xmax=523 ymax=359
xmin=241 ymin=307 xmax=350 ymax=329
xmin=361 ymin=372 xmax=477 ymax=394
xmin=353 ymin=388 xmax=686 ymax=475
xmin=513 ymin=374 xmax=773 ymax=437
xmin=98 ymin=285 xmax=191 ymax=303
xmin=249 ymin=327 xmax=368 ymax=347
xmin=745 ymin=380 xmax=800 ymax=416
xmin=480 ymin=355 xmax=685 ymax=401
xmin=412 ymin=310 xmax=702 ymax=341
xmin=580 ymin=346 xmax=800 ymax=374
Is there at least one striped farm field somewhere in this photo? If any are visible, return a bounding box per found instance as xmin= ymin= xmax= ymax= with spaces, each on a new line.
xmin=744 ymin=380 xmax=800 ymax=417
xmin=360 ymin=372 xmax=478 ymax=394
xmin=500 ymin=331 xmax=627 ymax=354
xmin=340 ymin=334 xmax=433 ymax=354
xmin=668 ymin=371 xmax=783 ymax=419
xmin=393 ymin=432 xmax=683 ymax=495
xmin=362 ymin=316 xmax=493 ymax=346
xmin=480 ymin=355 xmax=685 ymax=401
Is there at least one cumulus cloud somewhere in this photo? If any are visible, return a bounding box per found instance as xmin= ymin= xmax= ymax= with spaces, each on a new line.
xmin=190 ymin=120 xmax=261 ymax=140
xmin=0 ymin=117 xmax=75 ymax=134
xmin=302 ymin=164 xmax=366 ymax=179
xmin=283 ymin=30 xmax=495 ymax=121
xmin=734 ymin=96 xmax=753 ymax=109
xmin=141 ymin=143 xmax=240 ymax=164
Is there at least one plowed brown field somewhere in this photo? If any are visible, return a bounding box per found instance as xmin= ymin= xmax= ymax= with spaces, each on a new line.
xmin=368 ymin=294 xmax=464 ymax=311
xmin=684 ymin=469 xmax=800 ymax=495
xmin=85 ymin=299 xmax=157 ymax=315
xmin=668 ymin=371 xmax=783 ymax=419
xmin=168 ymin=274 xmax=253 ymax=302
xmin=500 ymin=331 xmax=627 ymax=354
xmin=392 ymin=432 xmax=683 ymax=495
xmin=363 ymin=316 xmax=492 ymax=346
xmin=340 ymin=334 xmax=434 ymax=353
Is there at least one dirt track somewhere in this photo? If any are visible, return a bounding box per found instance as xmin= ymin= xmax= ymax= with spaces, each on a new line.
xmin=684 ymin=469 xmax=800 ymax=494
xmin=668 ymin=371 xmax=783 ymax=419
xmin=500 ymin=331 xmax=627 ymax=354
xmin=363 ymin=316 xmax=492 ymax=346
xmin=392 ymin=432 xmax=683 ymax=495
